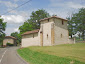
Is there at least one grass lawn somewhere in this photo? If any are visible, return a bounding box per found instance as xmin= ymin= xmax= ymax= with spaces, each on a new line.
xmin=17 ymin=43 xmax=85 ymax=64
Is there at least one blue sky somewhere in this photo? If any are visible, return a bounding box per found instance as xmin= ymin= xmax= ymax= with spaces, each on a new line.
xmin=0 ymin=0 xmax=85 ymax=35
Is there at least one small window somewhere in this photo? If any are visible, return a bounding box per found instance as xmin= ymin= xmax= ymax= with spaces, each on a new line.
xmin=47 ymin=34 xmax=48 ymax=39
xmin=61 ymin=34 xmax=62 ymax=38
xmin=62 ymin=20 xmax=64 ymax=25
xmin=33 ymin=34 xmax=34 ymax=38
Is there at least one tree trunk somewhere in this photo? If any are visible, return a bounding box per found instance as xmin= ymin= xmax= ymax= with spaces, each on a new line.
xmin=71 ymin=35 xmax=72 ymax=38
xmin=82 ymin=31 xmax=84 ymax=40
xmin=79 ymin=33 xmax=81 ymax=40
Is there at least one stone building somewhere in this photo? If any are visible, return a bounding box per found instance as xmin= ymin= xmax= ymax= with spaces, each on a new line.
xmin=3 ymin=36 xmax=17 ymax=47
xmin=21 ymin=16 xmax=74 ymax=47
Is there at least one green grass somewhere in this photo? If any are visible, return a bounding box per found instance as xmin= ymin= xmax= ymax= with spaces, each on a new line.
xmin=17 ymin=43 xmax=85 ymax=64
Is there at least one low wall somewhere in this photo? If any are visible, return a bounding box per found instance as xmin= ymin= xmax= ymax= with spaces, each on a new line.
xmin=68 ymin=38 xmax=74 ymax=44
xmin=76 ymin=40 xmax=85 ymax=43
xmin=21 ymin=33 xmax=40 ymax=47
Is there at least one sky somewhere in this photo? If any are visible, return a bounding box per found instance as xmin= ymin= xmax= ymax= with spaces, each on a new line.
xmin=0 ymin=0 xmax=85 ymax=36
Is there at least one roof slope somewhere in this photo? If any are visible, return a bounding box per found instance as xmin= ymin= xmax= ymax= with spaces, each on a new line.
xmin=40 ymin=16 xmax=68 ymax=21
xmin=5 ymin=36 xmax=17 ymax=39
xmin=22 ymin=29 xmax=39 ymax=36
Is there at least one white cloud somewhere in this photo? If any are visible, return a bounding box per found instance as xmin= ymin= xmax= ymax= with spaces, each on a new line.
xmin=0 ymin=1 xmax=18 ymax=8
xmin=5 ymin=27 xmax=19 ymax=36
xmin=50 ymin=0 xmax=85 ymax=9
xmin=5 ymin=23 xmax=22 ymax=36
xmin=7 ymin=9 xmax=17 ymax=14
xmin=1 ymin=15 xmax=26 ymax=35
xmin=5 ymin=27 xmax=15 ymax=36
xmin=14 ymin=0 xmax=19 ymax=2
xmin=66 ymin=2 xmax=85 ymax=9
xmin=45 ymin=8 xmax=69 ymax=19
xmin=14 ymin=28 xmax=19 ymax=32
xmin=14 ymin=0 xmax=25 ymax=2
xmin=1 ymin=15 xmax=25 ymax=23
xmin=6 ymin=8 xmax=32 ymax=19
xmin=1 ymin=9 xmax=33 ymax=35
xmin=9 ymin=10 xmax=30 ymax=18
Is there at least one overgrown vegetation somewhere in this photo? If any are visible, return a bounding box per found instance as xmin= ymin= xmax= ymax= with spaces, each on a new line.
xmin=6 ymin=43 xmax=14 ymax=46
xmin=10 ymin=9 xmax=50 ymax=45
xmin=0 ymin=18 xmax=6 ymax=47
xmin=17 ymin=43 xmax=85 ymax=64
xmin=11 ymin=32 xmax=21 ymax=45
xmin=19 ymin=9 xmax=50 ymax=34
xmin=67 ymin=8 xmax=85 ymax=40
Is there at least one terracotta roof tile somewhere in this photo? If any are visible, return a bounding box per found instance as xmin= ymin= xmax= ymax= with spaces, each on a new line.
xmin=5 ymin=36 xmax=17 ymax=39
xmin=22 ymin=29 xmax=39 ymax=36
xmin=40 ymin=16 xmax=68 ymax=21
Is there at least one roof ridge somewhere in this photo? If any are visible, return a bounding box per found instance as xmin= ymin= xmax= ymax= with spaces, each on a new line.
xmin=5 ymin=36 xmax=17 ymax=39
xmin=22 ymin=29 xmax=40 ymax=36
xmin=40 ymin=16 xmax=68 ymax=21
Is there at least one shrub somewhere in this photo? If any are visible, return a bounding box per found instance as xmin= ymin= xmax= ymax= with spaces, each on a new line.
xmin=6 ymin=43 xmax=14 ymax=46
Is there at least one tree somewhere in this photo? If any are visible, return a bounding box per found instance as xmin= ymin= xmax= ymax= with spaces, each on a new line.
xmin=72 ymin=8 xmax=85 ymax=40
xmin=29 ymin=9 xmax=50 ymax=29
xmin=19 ymin=9 xmax=50 ymax=34
xmin=67 ymin=17 xmax=74 ymax=38
xmin=0 ymin=19 xmax=6 ymax=35
xmin=67 ymin=15 xmax=76 ymax=38
xmin=11 ymin=32 xmax=21 ymax=45
xmin=68 ymin=8 xmax=85 ymax=40
xmin=19 ymin=21 xmax=33 ymax=34
xmin=0 ymin=18 xmax=6 ymax=46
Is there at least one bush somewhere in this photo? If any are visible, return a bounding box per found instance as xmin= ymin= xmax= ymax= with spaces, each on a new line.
xmin=0 ymin=42 xmax=3 ymax=47
xmin=6 ymin=43 xmax=14 ymax=46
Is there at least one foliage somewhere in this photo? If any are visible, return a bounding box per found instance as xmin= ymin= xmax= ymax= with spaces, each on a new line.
xmin=19 ymin=22 xmax=33 ymax=34
xmin=0 ymin=34 xmax=5 ymax=46
xmin=72 ymin=8 xmax=85 ymax=40
xmin=17 ymin=43 xmax=85 ymax=64
xmin=29 ymin=9 xmax=50 ymax=29
xmin=19 ymin=9 xmax=50 ymax=34
xmin=6 ymin=43 xmax=14 ymax=46
xmin=0 ymin=18 xmax=6 ymax=46
xmin=67 ymin=8 xmax=85 ymax=40
xmin=0 ymin=19 xmax=6 ymax=31
xmin=11 ymin=32 xmax=21 ymax=45
xmin=67 ymin=17 xmax=75 ymax=38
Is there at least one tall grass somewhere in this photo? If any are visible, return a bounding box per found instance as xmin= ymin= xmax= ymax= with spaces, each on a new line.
xmin=17 ymin=43 xmax=85 ymax=64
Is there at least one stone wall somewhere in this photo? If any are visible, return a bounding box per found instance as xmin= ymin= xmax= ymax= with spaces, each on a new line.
xmin=3 ymin=38 xmax=14 ymax=46
xmin=21 ymin=33 xmax=40 ymax=47
xmin=40 ymin=19 xmax=54 ymax=46
xmin=54 ymin=19 xmax=70 ymax=45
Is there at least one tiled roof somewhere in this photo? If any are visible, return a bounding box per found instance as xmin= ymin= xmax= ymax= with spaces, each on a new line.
xmin=21 ymin=29 xmax=39 ymax=36
xmin=5 ymin=36 xmax=17 ymax=39
xmin=40 ymin=16 xmax=68 ymax=21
